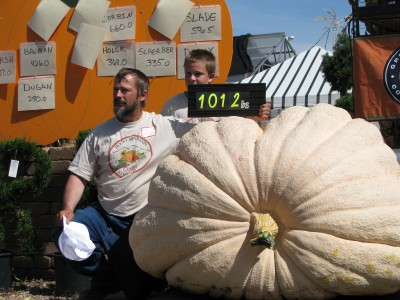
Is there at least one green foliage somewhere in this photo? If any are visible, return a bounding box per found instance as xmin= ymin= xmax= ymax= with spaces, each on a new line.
xmin=0 ymin=221 xmax=4 ymax=250
xmin=61 ymin=0 xmax=79 ymax=7
xmin=75 ymin=129 xmax=92 ymax=152
xmin=0 ymin=138 xmax=52 ymax=200
xmin=0 ymin=138 xmax=52 ymax=259
xmin=14 ymin=208 xmax=44 ymax=258
xmin=321 ymin=32 xmax=353 ymax=97
xmin=335 ymin=93 xmax=354 ymax=117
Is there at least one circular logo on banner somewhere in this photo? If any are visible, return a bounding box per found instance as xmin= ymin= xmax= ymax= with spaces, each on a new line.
xmin=384 ymin=47 xmax=400 ymax=105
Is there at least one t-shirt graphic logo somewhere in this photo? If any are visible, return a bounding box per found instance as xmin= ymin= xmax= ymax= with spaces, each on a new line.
xmin=384 ymin=47 xmax=400 ymax=105
xmin=109 ymin=135 xmax=152 ymax=177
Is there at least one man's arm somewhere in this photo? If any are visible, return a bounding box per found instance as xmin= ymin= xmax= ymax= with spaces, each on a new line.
xmin=55 ymin=173 xmax=87 ymax=225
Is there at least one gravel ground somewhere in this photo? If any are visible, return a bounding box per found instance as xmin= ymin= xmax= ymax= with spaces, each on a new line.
xmin=2 ymin=279 xmax=400 ymax=300
xmin=0 ymin=279 xmax=213 ymax=300
xmin=0 ymin=279 xmax=77 ymax=300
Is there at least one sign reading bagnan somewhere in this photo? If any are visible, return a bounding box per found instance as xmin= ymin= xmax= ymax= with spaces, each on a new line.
xmin=353 ymin=34 xmax=400 ymax=120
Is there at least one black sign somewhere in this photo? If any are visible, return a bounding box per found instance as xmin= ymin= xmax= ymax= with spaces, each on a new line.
xmin=187 ymin=83 xmax=266 ymax=117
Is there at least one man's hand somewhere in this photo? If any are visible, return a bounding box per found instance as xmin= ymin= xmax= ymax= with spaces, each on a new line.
xmin=55 ymin=209 xmax=75 ymax=226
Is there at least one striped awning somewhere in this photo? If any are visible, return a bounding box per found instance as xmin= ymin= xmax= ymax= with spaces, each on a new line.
xmin=237 ymin=46 xmax=341 ymax=117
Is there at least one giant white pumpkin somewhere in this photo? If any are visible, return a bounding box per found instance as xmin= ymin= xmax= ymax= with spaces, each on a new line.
xmin=130 ymin=103 xmax=400 ymax=299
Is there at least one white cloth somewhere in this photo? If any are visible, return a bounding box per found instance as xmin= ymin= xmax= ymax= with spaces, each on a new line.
xmin=161 ymin=92 xmax=221 ymax=123
xmin=58 ymin=217 xmax=95 ymax=261
xmin=69 ymin=112 xmax=195 ymax=217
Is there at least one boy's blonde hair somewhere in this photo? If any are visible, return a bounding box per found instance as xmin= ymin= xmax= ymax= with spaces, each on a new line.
xmin=184 ymin=49 xmax=216 ymax=75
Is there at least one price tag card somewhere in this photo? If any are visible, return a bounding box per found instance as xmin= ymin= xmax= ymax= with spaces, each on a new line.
xmin=135 ymin=41 xmax=176 ymax=77
xmin=8 ymin=159 xmax=19 ymax=178
xmin=177 ymin=42 xmax=218 ymax=79
xmin=180 ymin=5 xmax=221 ymax=42
xmin=148 ymin=0 xmax=194 ymax=40
xmin=97 ymin=41 xmax=135 ymax=77
xmin=20 ymin=42 xmax=56 ymax=77
xmin=71 ymin=23 xmax=107 ymax=70
xmin=18 ymin=76 xmax=55 ymax=111
xmin=188 ymin=83 xmax=266 ymax=117
xmin=69 ymin=0 xmax=110 ymax=32
xmin=28 ymin=0 xmax=70 ymax=41
xmin=0 ymin=50 xmax=16 ymax=84
xmin=102 ymin=6 xmax=136 ymax=42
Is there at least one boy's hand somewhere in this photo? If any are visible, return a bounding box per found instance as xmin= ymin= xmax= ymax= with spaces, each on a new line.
xmin=248 ymin=99 xmax=271 ymax=121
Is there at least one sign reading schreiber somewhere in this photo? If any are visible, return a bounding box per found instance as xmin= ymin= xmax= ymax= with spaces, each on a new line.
xmin=188 ymin=83 xmax=266 ymax=117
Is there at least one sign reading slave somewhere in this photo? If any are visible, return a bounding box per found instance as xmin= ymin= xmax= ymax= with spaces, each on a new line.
xmin=180 ymin=5 xmax=221 ymax=42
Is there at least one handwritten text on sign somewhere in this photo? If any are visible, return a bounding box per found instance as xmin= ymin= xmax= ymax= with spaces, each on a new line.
xmin=18 ymin=76 xmax=55 ymax=111
xmin=97 ymin=41 xmax=135 ymax=77
xmin=0 ymin=50 xmax=16 ymax=84
xmin=135 ymin=42 xmax=176 ymax=77
xmin=180 ymin=6 xmax=221 ymax=42
xmin=20 ymin=42 xmax=56 ymax=77
xmin=177 ymin=42 xmax=219 ymax=79
xmin=102 ymin=6 xmax=136 ymax=42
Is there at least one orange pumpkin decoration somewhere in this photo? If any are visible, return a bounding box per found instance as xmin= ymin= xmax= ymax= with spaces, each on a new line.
xmin=0 ymin=0 xmax=233 ymax=145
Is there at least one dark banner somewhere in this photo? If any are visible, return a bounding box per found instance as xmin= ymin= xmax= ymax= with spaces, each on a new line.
xmin=353 ymin=34 xmax=400 ymax=120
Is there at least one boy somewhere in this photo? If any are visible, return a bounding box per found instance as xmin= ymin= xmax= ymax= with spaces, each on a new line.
xmin=161 ymin=49 xmax=271 ymax=123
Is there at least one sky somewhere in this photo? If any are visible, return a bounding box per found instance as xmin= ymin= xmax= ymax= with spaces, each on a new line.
xmin=224 ymin=0 xmax=353 ymax=53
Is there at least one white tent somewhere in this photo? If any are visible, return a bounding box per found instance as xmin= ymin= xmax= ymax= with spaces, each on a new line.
xmin=237 ymin=46 xmax=341 ymax=117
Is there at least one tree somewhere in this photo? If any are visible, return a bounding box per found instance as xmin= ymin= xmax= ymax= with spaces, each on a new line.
xmin=321 ymin=32 xmax=354 ymax=115
xmin=321 ymin=32 xmax=353 ymax=96
xmin=322 ymin=29 xmax=400 ymax=148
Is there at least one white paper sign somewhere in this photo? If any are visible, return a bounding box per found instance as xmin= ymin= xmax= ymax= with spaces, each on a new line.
xmin=69 ymin=0 xmax=110 ymax=32
xmin=20 ymin=42 xmax=56 ymax=77
xmin=97 ymin=41 xmax=135 ymax=77
xmin=8 ymin=160 xmax=19 ymax=178
xmin=102 ymin=6 xmax=136 ymax=42
xmin=0 ymin=50 xmax=16 ymax=84
xmin=135 ymin=42 xmax=176 ymax=77
xmin=71 ymin=23 xmax=107 ymax=69
xmin=28 ymin=0 xmax=70 ymax=41
xmin=180 ymin=6 xmax=221 ymax=42
xmin=18 ymin=76 xmax=55 ymax=111
xmin=177 ymin=42 xmax=219 ymax=79
xmin=148 ymin=0 xmax=194 ymax=40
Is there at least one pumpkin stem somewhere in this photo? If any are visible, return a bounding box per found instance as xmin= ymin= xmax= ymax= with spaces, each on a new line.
xmin=250 ymin=212 xmax=278 ymax=249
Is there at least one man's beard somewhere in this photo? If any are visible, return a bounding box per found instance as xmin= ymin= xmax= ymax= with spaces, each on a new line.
xmin=114 ymin=100 xmax=137 ymax=121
